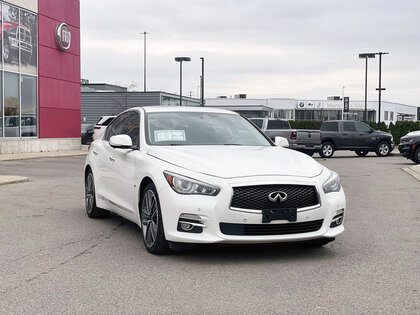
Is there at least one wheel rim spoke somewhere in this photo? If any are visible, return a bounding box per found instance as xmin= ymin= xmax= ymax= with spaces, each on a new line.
xmin=141 ymin=189 xmax=158 ymax=247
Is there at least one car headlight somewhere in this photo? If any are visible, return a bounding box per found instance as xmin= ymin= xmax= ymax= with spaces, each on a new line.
xmin=163 ymin=171 xmax=220 ymax=196
xmin=407 ymin=138 xmax=413 ymax=143
xmin=322 ymin=171 xmax=341 ymax=194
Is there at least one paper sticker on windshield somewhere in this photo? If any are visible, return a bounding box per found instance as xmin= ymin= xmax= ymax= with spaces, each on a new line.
xmin=154 ymin=130 xmax=186 ymax=142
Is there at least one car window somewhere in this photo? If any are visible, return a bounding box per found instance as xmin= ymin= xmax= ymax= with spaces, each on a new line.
xmin=97 ymin=117 xmax=115 ymax=126
xmin=355 ymin=122 xmax=372 ymax=132
xmin=250 ymin=119 xmax=264 ymax=129
xmin=121 ymin=112 xmax=140 ymax=148
xmin=146 ymin=112 xmax=271 ymax=146
xmin=267 ymin=120 xmax=289 ymax=129
xmin=103 ymin=113 xmax=130 ymax=141
xmin=343 ymin=122 xmax=355 ymax=132
xmin=320 ymin=122 xmax=338 ymax=131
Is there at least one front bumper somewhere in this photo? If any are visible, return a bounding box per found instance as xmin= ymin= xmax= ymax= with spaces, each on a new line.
xmin=158 ymin=176 xmax=346 ymax=244
xmin=399 ymin=143 xmax=413 ymax=158
xmin=289 ymin=143 xmax=322 ymax=151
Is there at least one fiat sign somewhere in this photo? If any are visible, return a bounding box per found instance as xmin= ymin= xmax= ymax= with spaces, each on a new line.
xmin=55 ymin=22 xmax=71 ymax=50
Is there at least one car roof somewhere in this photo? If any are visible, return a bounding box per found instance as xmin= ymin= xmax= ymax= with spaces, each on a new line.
xmin=131 ymin=106 xmax=238 ymax=115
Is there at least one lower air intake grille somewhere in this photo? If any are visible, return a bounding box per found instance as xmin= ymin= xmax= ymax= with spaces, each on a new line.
xmin=220 ymin=220 xmax=323 ymax=236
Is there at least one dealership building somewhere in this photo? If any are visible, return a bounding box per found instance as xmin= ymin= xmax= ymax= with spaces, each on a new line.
xmin=0 ymin=0 xmax=80 ymax=154
xmin=205 ymin=96 xmax=420 ymax=123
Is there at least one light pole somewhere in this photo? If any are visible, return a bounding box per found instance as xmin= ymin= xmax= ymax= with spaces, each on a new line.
xmin=375 ymin=52 xmax=389 ymax=123
xmin=141 ymin=32 xmax=149 ymax=92
xmin=359 ymin=53 xmax=376 ymax=122
xmin=200 ymin=57 xmax=204 ymax=107
xmin=174 ymin=57 xmax=191 ymax=106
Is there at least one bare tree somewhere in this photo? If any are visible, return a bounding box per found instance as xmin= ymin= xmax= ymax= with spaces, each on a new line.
xmin=111 ymin=81 xmax=138 ymax=112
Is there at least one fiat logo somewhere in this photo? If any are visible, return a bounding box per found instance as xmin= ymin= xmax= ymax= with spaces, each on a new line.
xmin=55 ymin=22 xmax=71 ymax=51
xmin=268 ymin=191 xmax=288 ymax=203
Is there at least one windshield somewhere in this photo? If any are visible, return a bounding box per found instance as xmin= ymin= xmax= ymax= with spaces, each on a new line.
xmin=146 ymin=112 xmax=272 ymax=146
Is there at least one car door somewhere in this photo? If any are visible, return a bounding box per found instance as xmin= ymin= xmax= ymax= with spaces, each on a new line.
xmin=103 ymin=111 xmax=141 ymax=217
xmin=340 ymin=121 xmax=358 ymax=148
xmin=355 ymin=121 xmax=373 ymax=148
xmin=95 ymin=113 xmax=127 ymax=204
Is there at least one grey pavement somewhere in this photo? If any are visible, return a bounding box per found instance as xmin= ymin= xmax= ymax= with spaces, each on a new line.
xmin=0 ymin=152 xmax=419 ymax=314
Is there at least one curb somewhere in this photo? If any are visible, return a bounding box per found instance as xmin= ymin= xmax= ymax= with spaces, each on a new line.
xmin=0 ymin=151 xmax=87 ymax=162
xmin=0 ymin=176 xmax=29 ymax=185
xmin=402 ymin=165 xmax=420 ymax=182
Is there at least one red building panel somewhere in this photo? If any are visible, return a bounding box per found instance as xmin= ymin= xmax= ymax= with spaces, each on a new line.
xmin=39 ymin=108 xmax=81 ymax=138
xmin=38 ymin=77 xmax=80 ymax=111
xmin=38 ymin=15 xmax=80 ymax=56
xmin=38 ymin=45 xmax=80 ymax=83
xmin=38 ymin=0 xmax=80 ymax=28
xmin=38 ymin=0 xmax=80 ymax=139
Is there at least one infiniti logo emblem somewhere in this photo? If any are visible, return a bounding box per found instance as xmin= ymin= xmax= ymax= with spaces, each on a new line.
xmin=268 ymin=191 xmax=288 ymax=203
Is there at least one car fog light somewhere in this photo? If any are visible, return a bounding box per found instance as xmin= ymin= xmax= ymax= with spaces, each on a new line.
xmin=330 ymin=209 xmax=344 ymax=228
xmin=180 ymin=223 xmax=194 ymax=231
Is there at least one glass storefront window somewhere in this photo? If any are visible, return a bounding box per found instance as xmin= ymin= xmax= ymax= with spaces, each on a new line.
xmin=19 ymin=10 xmax=37 ymax=75
xmin=0 ymin=72 xmax=2 ymax=136
xmin=21 ymin=75 xmax=37 ymax=136
xmin=3 ymin=4 xmax=20 ymax=72
xmin=0 ymin=2 xmax=38 ymax=138
xmin=4 ymin=72 xmax=19 ymax=137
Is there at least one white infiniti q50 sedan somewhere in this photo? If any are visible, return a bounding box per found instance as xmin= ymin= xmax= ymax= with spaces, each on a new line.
xmin=84 ymin=107 xmax=345 ymax=254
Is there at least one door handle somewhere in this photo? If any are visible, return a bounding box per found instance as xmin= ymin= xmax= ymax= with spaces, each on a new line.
xmin=342 ymin=133 xmax=348 ymax=135
xmin=92 ymin=150 xmax=98 ymax=156
xmin=109 ymin=156 xmax=115 ymax=162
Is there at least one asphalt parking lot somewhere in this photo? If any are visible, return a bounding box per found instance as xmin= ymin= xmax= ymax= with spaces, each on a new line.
xmin=0 ymin=152 xmax=419 ymax=314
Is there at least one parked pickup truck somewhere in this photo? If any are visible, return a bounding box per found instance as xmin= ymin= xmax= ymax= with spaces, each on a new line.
xmin=398 ymin=130 xmax=420 ymax=164
xmin=249 ymin=118 xmax=321 ymax=156
xmin=319 ymin=120 xmax=394 ymax=158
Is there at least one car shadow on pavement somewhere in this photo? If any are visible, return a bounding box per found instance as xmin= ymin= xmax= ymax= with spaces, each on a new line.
xmin=105 ymin=214 xmax=338 ymax=262
xmin=170 ymin=242 xmax=338 ymax=263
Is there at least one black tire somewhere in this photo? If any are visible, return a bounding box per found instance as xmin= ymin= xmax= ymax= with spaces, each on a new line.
xmin=375 ymin=141 xmax=391 ymax=157
xmin=355 ymin=150 xmax=369 ymax=157
xmin=319 ymin=142 xmax=335 ymax=158
xmin=85 ymin=170 xmax=110 ymax=218
xmin=413 ymin=147 xmax=420 ymax=164
xmin=305 ymin=238 xmax=335 ymax=247
xmin=304 ymin=150 xmax=315 ymax=157
xmin=140 ymin=183 xmax=170 ymax=255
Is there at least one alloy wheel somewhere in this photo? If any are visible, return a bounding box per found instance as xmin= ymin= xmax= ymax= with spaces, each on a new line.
xmin=141 ymin=190 xmax=159 ymax=248
xmin=379 ymin=143 xmax=389 ymax=156
xmin=323 ymin=144 xmax=333 ymax=157
xmin=85 ymin=172 xmax=95 ymax=214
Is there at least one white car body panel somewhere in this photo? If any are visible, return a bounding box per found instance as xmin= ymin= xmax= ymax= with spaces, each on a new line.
xmin=85 ymin=107 xmax=346 ymax=245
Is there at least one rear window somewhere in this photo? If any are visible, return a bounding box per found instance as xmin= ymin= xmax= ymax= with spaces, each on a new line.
xmin=321 ymin=122 xmax=339 ymax=131
xmin=343 ymin=122 xmax=355 ymax=132
xmin=267 ymin=120 xmax=290 ymax=129
xmin=250 ymin=119 xmax=264 ymax=129
xmin=97 ymin=117 xmax=114 ymax=126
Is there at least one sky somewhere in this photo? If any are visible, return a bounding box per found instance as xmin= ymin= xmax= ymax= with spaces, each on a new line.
xmin=80 ymin=0 xmax=420 ymax=105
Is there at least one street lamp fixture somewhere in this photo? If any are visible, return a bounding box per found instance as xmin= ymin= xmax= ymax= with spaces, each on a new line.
xmin=174 ymin=57 xmax=191 ymax=106
xmin=200 ymin=57 xmax=204 ymax=107
xmin=141 ymin=32 xmax=150 ymax=92
xmin=375 ymin=52 xmax=389 ymax=123
xmin=359 ymin=53 xmax=376 ymax=122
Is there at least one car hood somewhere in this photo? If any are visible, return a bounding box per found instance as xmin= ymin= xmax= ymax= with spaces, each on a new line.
xmin=402 ymin=130 xmax=420 ymax=139
xmin=373 ymin=130 xmax=392 ymax=137
xmin=147 ymin=146 xmax=323 ymax=179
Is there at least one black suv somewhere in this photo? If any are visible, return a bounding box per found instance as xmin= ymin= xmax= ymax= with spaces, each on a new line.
xmin=399 ymin=131 xmax=420 ymax=164
xmin=319 ymin=120 xmax=394 ymax=158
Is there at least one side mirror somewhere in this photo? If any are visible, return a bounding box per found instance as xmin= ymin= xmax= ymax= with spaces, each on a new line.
xmin=274 ymin=136 xmax=289 ymax=148
xmin=109 ymin=134 xmax=133 ymax=149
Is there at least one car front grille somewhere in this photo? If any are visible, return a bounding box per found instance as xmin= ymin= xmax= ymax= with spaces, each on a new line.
xmin=220 ymin=220 xmax=324 ymax=236
xmin=230 ymin=185 xmax=319 ymax=210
